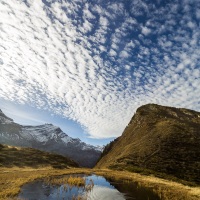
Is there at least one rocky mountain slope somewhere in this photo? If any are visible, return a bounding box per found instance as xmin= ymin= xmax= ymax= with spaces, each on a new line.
xmin=0 ymin=144 xmax=78 ymax=168
xmin=96 ymin=104 xmax=200 ymax=184
xmin=0 ymin=109 xmax=101 ymax=167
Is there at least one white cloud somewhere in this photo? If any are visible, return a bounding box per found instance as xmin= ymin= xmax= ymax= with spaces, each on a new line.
xmin=83 ymin=4 xmax=96 ymax=20
xmin=0 ymin=0 xmax=200 ymax=140
xmin=119 ymin=50 xmax=129 ymax=58
xmin=196 ymin=9 xmax=200 ymax=19
xmin=131 ymin=0 xmax=149 ymax=16
xmin=141 ymin=26 xmax=151 ymax=35
xmin=99 ymin=16 xmax=109 ymax=27
xmin=107 ymin=3 xmax=124 ymax=14
xmin=187 ymin=21 xmax=196 ymax=29
xmin=109 ymin=49 xmax=117 ymax=57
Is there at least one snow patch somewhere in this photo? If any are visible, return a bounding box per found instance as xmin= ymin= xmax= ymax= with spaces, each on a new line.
xmin=21 ymin=124 xmax=72 ymax=144
xmin=61 ymin=136 xmax=73 ymax=143
xmin=0 ymin=116 xmax=13 ymax=124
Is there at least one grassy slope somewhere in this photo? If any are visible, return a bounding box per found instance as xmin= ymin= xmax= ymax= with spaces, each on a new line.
xmin=0 ymin=144 xmax=78 ymax=169
xmin=96 ymin=104 xmax=200 ymax=185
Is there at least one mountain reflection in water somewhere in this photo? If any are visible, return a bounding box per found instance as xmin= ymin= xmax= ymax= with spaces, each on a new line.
xmin=19 ymin=174 xmax=160 ymax=200
xmin=83 ymin=185 xmax=125 ymax=200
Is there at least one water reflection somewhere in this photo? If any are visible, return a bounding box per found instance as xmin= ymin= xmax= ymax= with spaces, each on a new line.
xmin=19 ymin=174 xmax=160 ymax=200
xmin=84 ymin=185 xmax=125 ymax=200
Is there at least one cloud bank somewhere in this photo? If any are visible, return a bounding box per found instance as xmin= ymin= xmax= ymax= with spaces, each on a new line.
xmin=0 ymin=0 xmax=200 ymax=138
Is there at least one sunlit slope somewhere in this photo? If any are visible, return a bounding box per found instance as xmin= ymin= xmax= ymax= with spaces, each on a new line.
xmin=0 ymin=144 xmax=78 ymax=168
xmin=96 ymin=104 xmax=200 ymax=184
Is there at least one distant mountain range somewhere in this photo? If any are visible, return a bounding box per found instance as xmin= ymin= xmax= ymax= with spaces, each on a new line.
xmin=96 ymin=104 xmax=200 ymax=184
xmin=0 ymin=109 xmax=101 ymax=167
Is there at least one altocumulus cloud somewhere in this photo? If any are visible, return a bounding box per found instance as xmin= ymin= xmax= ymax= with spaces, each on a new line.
xmin=0 ymin=0 xmax=200 ymax=138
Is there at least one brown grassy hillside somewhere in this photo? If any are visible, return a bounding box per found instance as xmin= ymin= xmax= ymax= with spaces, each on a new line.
xmin=96 ymin=104 xmax=200 ymax=185
xmin=0 ymin=144 xmax=78 ymax=168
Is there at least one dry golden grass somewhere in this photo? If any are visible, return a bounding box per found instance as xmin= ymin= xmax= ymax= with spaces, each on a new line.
xmin=0 ymin=167 xmax=91 ymax=200
xmin=95 ymin=169 xmax=200 ymax=200
xmin=0 ymin=167 xmax=199 ymax=200
xmin=44 ymin=175 xmax=86 ymax=187
xmin=67 ymin=176 xmax=85 ymax=187
xmin=43 ymin=174 xmax=94 ymax=200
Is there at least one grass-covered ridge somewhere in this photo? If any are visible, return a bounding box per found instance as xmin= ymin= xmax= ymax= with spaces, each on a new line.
xmin=0 ymin=144 xmax=78 ymax=169
xmin=96 ymin=104 xmax=200 ymax=185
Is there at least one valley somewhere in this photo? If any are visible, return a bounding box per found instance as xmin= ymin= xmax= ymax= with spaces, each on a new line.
xmin=0 ymin=104 xmax=200 ymax=199
xmin=1 ymin=0 xmax=199 ymax=199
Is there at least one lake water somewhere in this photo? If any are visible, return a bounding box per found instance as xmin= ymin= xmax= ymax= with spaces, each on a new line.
xmin=18 ymin=174 xmax=160 ymax=200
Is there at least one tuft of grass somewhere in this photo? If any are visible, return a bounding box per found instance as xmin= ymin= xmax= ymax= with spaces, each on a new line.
xmin=67 ymin=176 xmax=85 ymax=187
xmin=45 ymin=175 xmax=86 ymax=187
xmin=72 ymin=195 xmax=86 ymax=200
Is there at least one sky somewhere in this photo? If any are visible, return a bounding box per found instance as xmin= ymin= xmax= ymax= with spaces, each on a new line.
xmin=0 ymin=0 xmax=200 ymax=146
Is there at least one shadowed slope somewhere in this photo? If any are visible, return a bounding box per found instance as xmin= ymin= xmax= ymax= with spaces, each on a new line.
xmin=0 ymin=144 xmax=78 ymax=168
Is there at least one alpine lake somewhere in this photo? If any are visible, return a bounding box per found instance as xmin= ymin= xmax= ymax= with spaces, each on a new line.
xmin=18 ymin=174 xmax=160 ymax=200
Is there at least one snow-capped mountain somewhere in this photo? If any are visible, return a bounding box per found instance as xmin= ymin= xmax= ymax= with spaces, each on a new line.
xmin=0 ymin=109 xmax=101 ymax=167
xmin=21 ymin=124 xmax=73 ymax=144
xmin=0 ymin=109 xmax=13 ymax=124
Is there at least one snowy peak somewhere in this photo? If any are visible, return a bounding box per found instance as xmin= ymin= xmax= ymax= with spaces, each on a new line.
xmin=78 ymin=142 xmax=103 ymax=152
xmin=21 ymin=123 xmax=99 ymax=152
xmin=0 ymin=110 xmax=99 ymax=152
xmin=95 ymin=145 xmax=105 ymax=152
xmin=0 ymin=116 xmax=13 ymax=124
xmin=22 ymin=124 xmax=72 ymax=143
xmin=0 ymin=110 xmax=14 ymax=124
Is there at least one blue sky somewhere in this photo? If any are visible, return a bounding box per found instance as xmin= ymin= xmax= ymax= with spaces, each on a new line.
xmin=0 ymin=0 xmax=200 ymax=146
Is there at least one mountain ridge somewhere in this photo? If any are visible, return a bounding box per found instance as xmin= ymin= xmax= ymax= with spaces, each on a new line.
xmin=96 ymin=104 xmax=200 ymax=184
xmin=0 ymin=109 xmax=101 ymax=167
